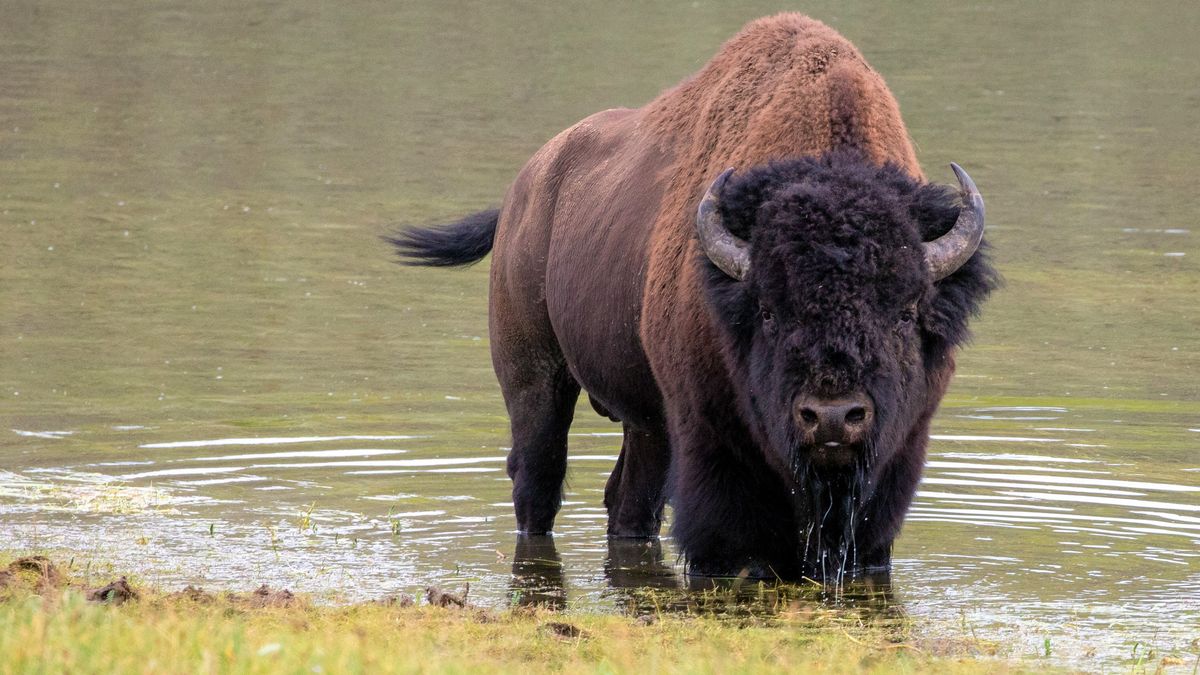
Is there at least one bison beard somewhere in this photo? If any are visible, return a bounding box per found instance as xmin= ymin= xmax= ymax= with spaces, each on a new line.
xmin=391 ymin=14 xmax=998 ymax=583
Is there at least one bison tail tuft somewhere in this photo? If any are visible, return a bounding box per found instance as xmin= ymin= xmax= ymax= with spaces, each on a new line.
xmin=386 ymin=208 xmax=500 ymax=267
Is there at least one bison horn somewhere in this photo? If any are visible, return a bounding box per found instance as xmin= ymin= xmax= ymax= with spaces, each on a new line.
xmin=696 ymin=168 xmax=751 ymax=280
xmin=923 ymin=163 xmax=986 ymax=282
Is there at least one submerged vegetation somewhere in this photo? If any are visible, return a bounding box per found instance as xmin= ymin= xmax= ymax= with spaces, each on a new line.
xmin=0 ymin=554 xmax=1072 ymax=675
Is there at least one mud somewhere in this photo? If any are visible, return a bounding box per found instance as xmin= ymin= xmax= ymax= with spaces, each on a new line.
xmin=159 ymin=584 xmax=299 ymax=609
xmin=242 ymin=584 xmax=298 ymax=609
xmin=1 ymin=557 xmax=530 ymax=626
xmin=374 ymin=593 xmax=416 ymax=608
xmin=542 ymin=621 xmax=588 ymax=639
xmin=165 ymin=585 xmax=217 ymax=604
xmin=87 ymin=577 xmax=139 ymax=605
xmin=2 ymin=556 xmax=142 ymax=605
xmin=3 ymin=556 xmax=64 ymax=590
xmin=425 ymin=583 xmax=470 ymax=608
xmin=0 ymin=557 xmax=309 ymax=612
xmin=0 ymin=557 xmax=522 ymax=622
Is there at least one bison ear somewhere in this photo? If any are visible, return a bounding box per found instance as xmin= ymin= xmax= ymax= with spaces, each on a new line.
xmin=922 ymin=164 xmax=985 ymax=282
xmin=714 ymin=167 xmax=778 ymax=239
xmin=910 ymin=182 xmax=961 ymax=243
xmin=916 ymin=168 xmax=999 ymax=348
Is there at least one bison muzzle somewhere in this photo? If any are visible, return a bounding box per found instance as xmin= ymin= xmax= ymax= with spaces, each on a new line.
xmin=390 ymin=13 xmax=998 ymax=584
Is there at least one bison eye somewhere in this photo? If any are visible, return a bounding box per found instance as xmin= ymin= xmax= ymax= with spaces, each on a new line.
xmin=898 ymin=305 xmax=917 ymax=326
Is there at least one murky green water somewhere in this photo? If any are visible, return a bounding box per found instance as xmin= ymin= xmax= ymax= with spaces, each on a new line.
xmin=2 ymin=0 xmax=1198 ymax=669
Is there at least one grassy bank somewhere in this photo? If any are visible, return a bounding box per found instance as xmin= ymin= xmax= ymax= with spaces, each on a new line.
xmin=0 ymin=555 xmax=1051 ymax=674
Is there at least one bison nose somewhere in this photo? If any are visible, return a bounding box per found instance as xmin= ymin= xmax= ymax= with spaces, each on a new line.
xmin=794 ymin=395 xmax=874 ymax=445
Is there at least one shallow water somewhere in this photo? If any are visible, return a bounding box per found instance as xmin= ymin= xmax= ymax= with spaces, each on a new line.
xmin=2 ymin=0 xmax=1198 ymax=669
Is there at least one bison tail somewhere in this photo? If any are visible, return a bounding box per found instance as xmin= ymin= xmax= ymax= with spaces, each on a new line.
xmin=386 ymin=208 xmax=500 ymax=267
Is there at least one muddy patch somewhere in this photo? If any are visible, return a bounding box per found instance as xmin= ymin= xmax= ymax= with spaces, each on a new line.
xmin=0 ymin=556 xmax=478 ymax=616
xmin=164 ymin=585 xmax=217 ymax=604
xmin=2 ymin=556 xmax=142 ymax=605
xmin=374 ymin=593 xmax=416 ymax=608
xmin=241 ymin=584 xmax=298 ymax=609
xmin=425 ymin=583 xmax=470 ymax=608
xmin=87 ymin=577 xmax=139 ymax=605
xmin=8 ymin=556 xmax=63 ymax=587
xmin=0 ymin=556 xmax=65 ymax=595
xmin=541 ymin=621 xmax=588 ymax=640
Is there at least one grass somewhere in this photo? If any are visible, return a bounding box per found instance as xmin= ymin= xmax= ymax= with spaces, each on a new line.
xmin=0 ymin=554 xmax=1061 ymax=675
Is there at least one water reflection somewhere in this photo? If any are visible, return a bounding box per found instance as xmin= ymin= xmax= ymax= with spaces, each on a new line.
xmin=510 ymin=531 xmax=898 ymax=621
xmin=509 ymin=535 xmax=677 ymax=611
xmin=604 ymin=538 xmax=677 ymax=591
xmin=509 ymin=534 xmax=566 ymax=610
xmin=628 ymin=576 xmax=901 ymax=625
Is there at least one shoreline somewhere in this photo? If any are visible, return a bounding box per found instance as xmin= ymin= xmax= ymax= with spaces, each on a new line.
xmin=0 ymin=553 xmax=1060 ymax=674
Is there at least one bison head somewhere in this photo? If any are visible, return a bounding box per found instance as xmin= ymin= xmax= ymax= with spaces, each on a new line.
xmin=696 ymin=151 xmax=996 ymax=562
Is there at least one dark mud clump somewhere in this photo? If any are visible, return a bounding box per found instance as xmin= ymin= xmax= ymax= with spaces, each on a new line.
xmin=542 ymin=621 xmax=589 ymax=640
xmin=3 ymin=557 xmax=139 ymax=605
xmin=162 ymin=584 xmax=297 ymax=609
xmin=422 ymin=584 xmax=499 ymax=622
xmin=242 ymin=584 xmax=298 ymax=609
xmin=10 ymin=556 xmax=63 ymax=587
xmin=374 ymin=593 xmax=416 ymax=608
xmin=1 ymin=556 xmax=65 ymax=595
xmin=426 ymin=583 xmax=470 ymax=608
xmin=165 ymin=585 xmax=217 ymax=604
xmin=87 ymin=577 xmax=139 ymax=605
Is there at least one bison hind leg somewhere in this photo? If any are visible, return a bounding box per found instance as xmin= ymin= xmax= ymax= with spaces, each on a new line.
xmin=604 ymin=423 xmax=670 ymax=538
xmin=501 ymin=363 xmax=581 ymax=535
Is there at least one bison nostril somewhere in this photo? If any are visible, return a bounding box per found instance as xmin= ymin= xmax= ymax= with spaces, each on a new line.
xmin=795 ymin=395 xmax=873 ymax=439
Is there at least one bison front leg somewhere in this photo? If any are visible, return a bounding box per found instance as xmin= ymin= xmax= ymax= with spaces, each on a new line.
xmin=669 ymin=429 xmax=800 ymax=579
xmin=604 ymin=423 xmax=670 ymax=538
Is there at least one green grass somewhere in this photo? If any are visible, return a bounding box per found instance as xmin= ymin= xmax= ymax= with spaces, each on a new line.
xmin=0 ymin=555 xmax=1055 ymax=675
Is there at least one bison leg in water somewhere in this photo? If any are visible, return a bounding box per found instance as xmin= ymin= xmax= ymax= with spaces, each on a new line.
xmin=498 ymin=360 xmax=581 ymax=534
xmin=603 ymin=423 xmax=670 ymax=538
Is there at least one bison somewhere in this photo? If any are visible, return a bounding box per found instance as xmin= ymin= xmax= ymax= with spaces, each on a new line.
xmin=391 ymin=13 xmax=997 ymax=582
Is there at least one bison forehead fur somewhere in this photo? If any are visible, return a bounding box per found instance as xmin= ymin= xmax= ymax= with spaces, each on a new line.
xmin=708 ymin=151 xmax=994 ymax=386
xmin=392 ymin=13 xmax=998 ymax=583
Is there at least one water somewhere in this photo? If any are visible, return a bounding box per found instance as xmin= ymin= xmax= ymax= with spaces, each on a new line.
xmin=2 ymin=0 xmax=1198 ymax=669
